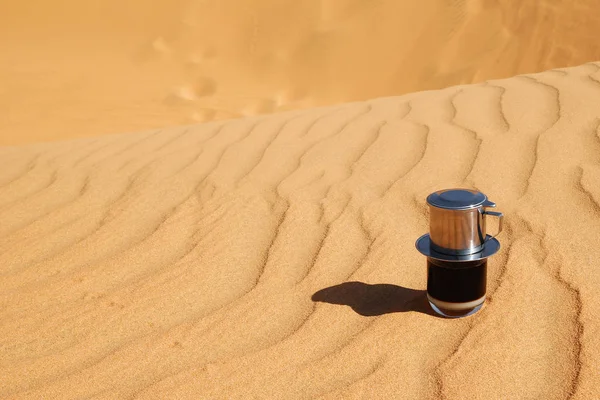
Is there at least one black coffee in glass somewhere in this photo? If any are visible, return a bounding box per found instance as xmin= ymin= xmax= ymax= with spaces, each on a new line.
xmin=426 ymin=257 xmax=487 ymax=318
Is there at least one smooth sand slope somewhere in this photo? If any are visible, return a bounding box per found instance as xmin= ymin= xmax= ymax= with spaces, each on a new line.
xmin=2 ymin=63 xmax=600 ymax=399
xmin=3 ymin=0 xmax=600 ymax=145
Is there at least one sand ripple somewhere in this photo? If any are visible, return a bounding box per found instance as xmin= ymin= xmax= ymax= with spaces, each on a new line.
xmin=2 ymin=63 xmax=600 ymax=399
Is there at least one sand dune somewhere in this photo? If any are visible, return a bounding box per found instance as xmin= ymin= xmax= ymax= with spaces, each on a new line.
xmin=3 ymin=0 xmax=600 ymax=145
xmin=2 ymin=63 xmax=600 ymax=398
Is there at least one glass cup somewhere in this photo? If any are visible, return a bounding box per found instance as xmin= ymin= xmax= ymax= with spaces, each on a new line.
xmin=426 ymin=257 xmax=487 ymax=318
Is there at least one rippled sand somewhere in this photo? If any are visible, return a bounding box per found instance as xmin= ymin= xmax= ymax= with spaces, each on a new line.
xmin=1 ymin=63 xmax=600 ymax=398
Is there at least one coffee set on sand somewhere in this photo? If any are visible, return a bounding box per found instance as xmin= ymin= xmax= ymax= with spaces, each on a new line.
xmin=416 ymin=188 xmax=504 ymax=318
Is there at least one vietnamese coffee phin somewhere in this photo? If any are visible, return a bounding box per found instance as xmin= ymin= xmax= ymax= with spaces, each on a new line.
xmin=415 ymin=188 xmax=503 ymax=318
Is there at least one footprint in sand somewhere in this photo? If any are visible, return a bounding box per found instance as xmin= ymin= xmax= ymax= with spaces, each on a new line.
xmin=242 ymin=98 xmax=277 ymax=116
xmin=194 ymin=76 xmax=218 ymax=97
xmin=190 ymin=109 xmax=217 ymax=123
xmin=274 ymin=87 xmax=308 ymax=108
xmin=164 ymin=76 xmax=217 ymax=105
xmin=164 ymin=86 xmax=198 ymax=104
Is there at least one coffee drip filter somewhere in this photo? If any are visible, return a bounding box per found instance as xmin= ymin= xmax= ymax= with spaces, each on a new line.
xmin=415 ymin=188 xmax=503 ymax=262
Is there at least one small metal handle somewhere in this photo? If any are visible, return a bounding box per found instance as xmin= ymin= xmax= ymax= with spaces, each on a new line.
xmin=483 ymin=211 xmax=503 ymax=241
xmin=483 ymin=200 xmax=496 ymax=208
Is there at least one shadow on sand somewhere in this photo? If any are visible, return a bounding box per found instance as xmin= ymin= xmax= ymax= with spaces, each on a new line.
xmin=312 ymin=281 xmax=441 ymax=317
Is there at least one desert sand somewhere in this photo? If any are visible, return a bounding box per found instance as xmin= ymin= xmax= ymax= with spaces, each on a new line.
xmin=2 ymin=62 xmax=600 ymax=398
xmin=3 ymin=0 xmax=600 ymax=145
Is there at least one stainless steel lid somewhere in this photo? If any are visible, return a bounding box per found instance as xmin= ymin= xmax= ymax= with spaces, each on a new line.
xmin=426 ymin=188 xmax=494 ymax=210
xmin=415 ymin=233 xmax=500 ymax=262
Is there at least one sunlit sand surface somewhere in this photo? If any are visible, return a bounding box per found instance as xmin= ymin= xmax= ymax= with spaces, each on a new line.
xmin=1 ymin=63 xmax=600 ymax=398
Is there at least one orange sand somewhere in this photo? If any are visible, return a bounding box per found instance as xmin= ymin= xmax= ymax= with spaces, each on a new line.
xmin=1 ymin=63 xmax=600 ymax=398
xmin=2 ymin=0 xmax=600 ymax=145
